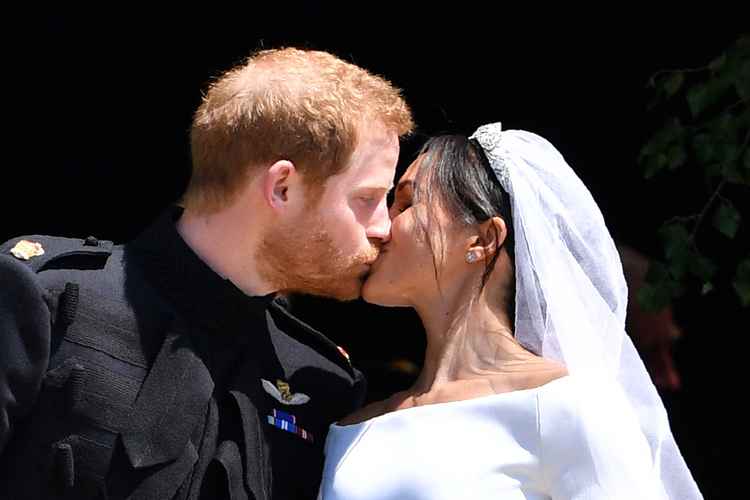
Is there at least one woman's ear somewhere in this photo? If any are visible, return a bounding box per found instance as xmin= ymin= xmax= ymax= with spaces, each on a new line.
xmin=465 ymin=217 xmax=507 ymax=264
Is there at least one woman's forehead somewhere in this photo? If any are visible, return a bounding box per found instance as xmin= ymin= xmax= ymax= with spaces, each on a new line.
xmin=397 ymin=155 xmax=427 ymax=186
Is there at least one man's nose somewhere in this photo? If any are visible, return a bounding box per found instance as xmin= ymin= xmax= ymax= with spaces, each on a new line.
xmin=366 ymin=202 xmax=392 ymax=243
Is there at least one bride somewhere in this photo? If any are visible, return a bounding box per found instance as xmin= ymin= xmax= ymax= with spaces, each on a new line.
xmin=317 ymin=123 xmax=702 ymax=499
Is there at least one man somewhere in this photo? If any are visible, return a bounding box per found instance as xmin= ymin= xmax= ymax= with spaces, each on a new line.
xmin=0 ymin=47 xmax=413 ymax=499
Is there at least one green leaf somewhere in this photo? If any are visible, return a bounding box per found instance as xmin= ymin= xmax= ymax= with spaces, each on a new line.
xmin=641 ymin=119 xmax=686 ymax=178
xmin=659 ymin=224 xmax=691 ymax=259
xmin=636 ymin=284 xmax=658 ymax=311
xmin=705 ymin=162 xmax=724 ymax=182
xmin=666 ymin=245 xmax=690 ymax=279
xmin=687 ymin=85 xmax=710 ymax=117
xmin=722 ymin=158 xmax=746 ymax=184
xmin=717 ymin=143 xmax=740 ymax=165
xmin=733 ymin=259 xmax=750 ymax=307
xmin=667 ymin=144 xmax=687 ymax=170
xmin=644 ymin=153 xmax=668 ymax=179
xmin=714 ymin=112 xmax=739 ymax=140
xmin=689 ymin=254 xmax=717 ymax=282
xmin=709 ymin=54 xmax=727 ymax=72
xmin=739 ymin=108 xmax=750 ymax=131
xmin=701 ymin=282 xmax=714 ymax=295
xmin=644 ymin=259 xmax=670 ymax=284
xmin=713 ymin=141 xmax=745 ymax=184
xmin=735 ymin=60 xmax=750 ymax=100
xmin=712 ymin=201 xmax=741 ymax=238
xmin=640 ymin=119 xmax=684 ymax=159
xmin=664 ymin=72 xmax=685 ymax=97
xmin=637 ymin=281 xmax=674 ymax=312
xmin=687 ymin=77 xmax=735 ymax=117
xmin=693 ymin=134 xmax=716 ymax=164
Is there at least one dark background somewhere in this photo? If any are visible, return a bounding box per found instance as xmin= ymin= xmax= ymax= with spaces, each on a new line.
xmin=3 ymin=7 xmax=746 ymax=498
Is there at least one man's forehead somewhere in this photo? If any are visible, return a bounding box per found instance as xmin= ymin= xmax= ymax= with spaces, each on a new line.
xmin=354 ymin=129 xmax=399 ymax=161
xmin=344 ymin=136 xmax=399 ymax=183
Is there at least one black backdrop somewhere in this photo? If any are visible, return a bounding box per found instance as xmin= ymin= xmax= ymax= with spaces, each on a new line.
xmin=4 ymin=8 xmax=746 ymax=498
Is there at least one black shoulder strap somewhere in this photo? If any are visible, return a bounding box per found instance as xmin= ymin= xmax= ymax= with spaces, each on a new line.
xmin=1 ymin=235 xmax=113 ymax=273
xmin=268 ymin=299 xmax=356 ymax=377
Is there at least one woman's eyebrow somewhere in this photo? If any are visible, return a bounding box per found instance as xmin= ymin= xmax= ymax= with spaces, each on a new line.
xmin=396 ymin=179 xmax=414 ymax=192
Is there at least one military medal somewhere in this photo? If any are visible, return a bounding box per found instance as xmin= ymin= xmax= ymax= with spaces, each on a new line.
xmin=267 ymin=408 xmax=314 ymax=442
xmin=261 ymin=378 xmax=310 ymax=405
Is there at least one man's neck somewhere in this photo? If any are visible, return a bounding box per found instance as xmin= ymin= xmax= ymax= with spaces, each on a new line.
xmin=176 ymin=208 xmax=277 ymax=297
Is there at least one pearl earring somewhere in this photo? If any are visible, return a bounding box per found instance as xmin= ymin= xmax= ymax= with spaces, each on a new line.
xmin=466 ymin=251 xmax=478 ymax=264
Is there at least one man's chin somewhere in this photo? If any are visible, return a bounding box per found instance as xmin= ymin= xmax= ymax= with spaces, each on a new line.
xmin=324 ymin=285 xmax=362 ymax=302
xmin=299 ymin=277 xmax=364 ymax=302
xmin=276 ymin=265 xmax=372 ymax=302
xmin=329 ymin=268 xmax=373 ymax=302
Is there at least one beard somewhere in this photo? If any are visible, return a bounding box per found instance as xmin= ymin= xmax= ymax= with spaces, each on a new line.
xmin=257 ymin=212 xmax=380 ymax=301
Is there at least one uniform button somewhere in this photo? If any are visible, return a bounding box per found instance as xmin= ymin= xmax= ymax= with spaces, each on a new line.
xmin=84 ymin=235 xmax=99 ymax=247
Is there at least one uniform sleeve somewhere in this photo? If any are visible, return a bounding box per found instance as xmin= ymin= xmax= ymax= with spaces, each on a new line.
xmin=350 ymin=367 xmax=368 ymax=412
xmin=0 ymin=254 xmax=51 ymax=455
xmin=538 ymin=377 xmax=668 ymax=500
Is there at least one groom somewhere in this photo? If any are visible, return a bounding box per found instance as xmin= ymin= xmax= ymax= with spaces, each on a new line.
xmin=0 ymin=47 xmax=413 ymax=499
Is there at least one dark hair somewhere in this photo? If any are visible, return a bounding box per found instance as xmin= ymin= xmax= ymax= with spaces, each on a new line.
xmin=412 ymin=134 xmax=515 ymax=316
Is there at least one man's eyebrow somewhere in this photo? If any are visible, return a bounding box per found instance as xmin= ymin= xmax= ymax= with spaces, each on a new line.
xmin=359 ymin=184 xmax=394 ymax=192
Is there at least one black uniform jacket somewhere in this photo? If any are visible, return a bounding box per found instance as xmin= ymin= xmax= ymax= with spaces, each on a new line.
xmin=0 ymin=207 xmax=365 ymax=499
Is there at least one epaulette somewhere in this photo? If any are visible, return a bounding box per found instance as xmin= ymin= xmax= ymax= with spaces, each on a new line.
xmin=1 ymin=234 xmax=114 ymax=273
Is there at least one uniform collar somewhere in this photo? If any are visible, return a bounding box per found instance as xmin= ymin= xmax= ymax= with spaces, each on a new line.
xmin=126 ymin=205 xmax=277 ymax=337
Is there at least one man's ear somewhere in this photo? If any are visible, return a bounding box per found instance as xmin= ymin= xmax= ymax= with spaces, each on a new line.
xmin=262 ymin=160 xmax=298 ymax=211
xmin=465 ymin=217 xmax=508 ymax=263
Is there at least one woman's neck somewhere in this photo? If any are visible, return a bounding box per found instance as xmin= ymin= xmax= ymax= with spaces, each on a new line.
xmin=410 ymin=279 xmax=554 ymax=398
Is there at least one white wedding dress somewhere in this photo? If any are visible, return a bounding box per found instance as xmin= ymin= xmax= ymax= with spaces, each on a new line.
xmin=318 ymin=375 xmax=666 ymax=499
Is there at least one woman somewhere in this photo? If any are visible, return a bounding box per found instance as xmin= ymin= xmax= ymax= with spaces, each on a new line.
xmin=318 ymin=123 xmax=702 ymax=499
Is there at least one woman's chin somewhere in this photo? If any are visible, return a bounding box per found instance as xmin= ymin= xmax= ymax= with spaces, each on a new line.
xmin=361 ymin=277 xmax=384 ymax=305
xmin=361 ymin=276 xmax=409 ymax=307
xmin=362 ymin=274 xmax=393 ymax=306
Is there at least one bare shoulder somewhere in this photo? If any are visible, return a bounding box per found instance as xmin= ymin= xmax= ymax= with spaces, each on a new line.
xmin=487 ymin=359 xmax=570 ymax=395
xmin=527 ymin=359 xmax=569 ymax=390
xmin=536 ymin=360 xmax=570 ymax=385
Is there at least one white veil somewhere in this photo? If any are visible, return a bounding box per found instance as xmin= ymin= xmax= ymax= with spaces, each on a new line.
xmin=470 ymin=123 xmax=702 ymax=499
